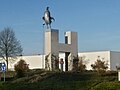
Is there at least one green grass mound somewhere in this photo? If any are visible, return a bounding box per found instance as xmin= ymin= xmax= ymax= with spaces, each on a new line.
xmin=91 ymin=81 xmax=120 ymax=90
xmin=0 ymin=70 xmax=119 ymax=90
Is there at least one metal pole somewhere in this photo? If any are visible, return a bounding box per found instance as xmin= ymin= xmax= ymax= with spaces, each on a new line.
xmin=4 ymin=72 xmax=5 ymax=82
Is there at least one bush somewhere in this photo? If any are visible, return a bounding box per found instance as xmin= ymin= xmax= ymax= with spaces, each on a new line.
xmin=14 ymin=59 xmax=29 ymax=78
xmin=72 ymin=56 xmax=79 ymax=71
xmin=72 ymin=56 xmax=86 ymax=72
xmin=91 ymin=57 xmax=108 ymax=75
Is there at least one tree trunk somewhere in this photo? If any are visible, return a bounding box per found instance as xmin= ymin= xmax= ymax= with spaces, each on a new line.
xmin=6 ymin=57 xmax=8 ymax=72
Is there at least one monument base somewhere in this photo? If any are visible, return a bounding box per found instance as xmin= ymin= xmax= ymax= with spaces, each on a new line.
xmin=44 ymin=29 xmax=78 ymax=71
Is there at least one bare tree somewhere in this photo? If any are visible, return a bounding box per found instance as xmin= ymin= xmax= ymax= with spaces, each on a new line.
xmin=51 ymin=54 xmax=59 ymax=71
xmin=72 ymin=56 xmax=87 ymax=72
xmin=78 ymin=56 xmax=86 ymax=72
xmin=0 ymin=27 xmax=23 ymax=71
xmin=72 ymin=56 xmax=79 ymax=71
xmin=45 ymin=53 xmax=50 ymax=70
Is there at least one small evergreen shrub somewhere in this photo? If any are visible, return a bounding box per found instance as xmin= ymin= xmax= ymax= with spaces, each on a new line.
xmin=14 ymin=59 xmax=29 ymax=78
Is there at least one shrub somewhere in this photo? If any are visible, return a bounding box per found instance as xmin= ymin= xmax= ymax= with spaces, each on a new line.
xmin=72 ymin=56 xmax=79 ymax=71
xmin=14 ymin=59 xmax=29 ymax=78
xmin=78 ymin=57 xmax=86 ymax=72
xmin=72 ymin=56 xmax=86 ymax=72
xmin=91 ymin=56 xmax=108 ymax=75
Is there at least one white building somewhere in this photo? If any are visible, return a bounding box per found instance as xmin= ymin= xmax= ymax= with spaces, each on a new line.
xmin=79 ymin=51 xmax=120 ymax=70
xmin=0 ymin=55 xmax=44 ymax=71
xmin=1 ymin=51 xmax=120 ymax=71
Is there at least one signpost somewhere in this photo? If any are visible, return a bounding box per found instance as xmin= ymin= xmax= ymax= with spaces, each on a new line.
xmin=1 ymin=63 xmax=6 ymax=82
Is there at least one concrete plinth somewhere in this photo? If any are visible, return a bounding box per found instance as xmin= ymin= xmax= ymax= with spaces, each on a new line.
xmin=44 ymin=29 xmax=78 ymax=71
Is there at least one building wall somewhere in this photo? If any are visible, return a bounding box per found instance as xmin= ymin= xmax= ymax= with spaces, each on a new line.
xmin=78 ymin=51 xmax=110 ymax=70
xmin=110 ymin=51 xmax=120 ymax=70
xmin=1 ymin=51 xmax=120 ymax=71
xmin=20 ymin=55 xmax=44 ymax=69
xmin=0 ymin=55 xmax=44 ymax=71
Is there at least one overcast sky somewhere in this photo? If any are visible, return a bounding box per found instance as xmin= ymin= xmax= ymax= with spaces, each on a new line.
xmin=0 ymin=0 xmax=120 ymax=55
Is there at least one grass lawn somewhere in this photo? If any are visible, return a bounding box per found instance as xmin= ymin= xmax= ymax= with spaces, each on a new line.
xmin=0 ymin=70 xmax=119 ymax=90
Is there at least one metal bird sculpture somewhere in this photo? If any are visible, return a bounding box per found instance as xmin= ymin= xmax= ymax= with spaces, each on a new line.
xmin=42 ymin=7 xmax=55 ymax=29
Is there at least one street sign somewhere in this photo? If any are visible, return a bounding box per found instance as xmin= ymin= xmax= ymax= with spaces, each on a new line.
xmin=1 ymin=63 xmax=6 ymax=72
